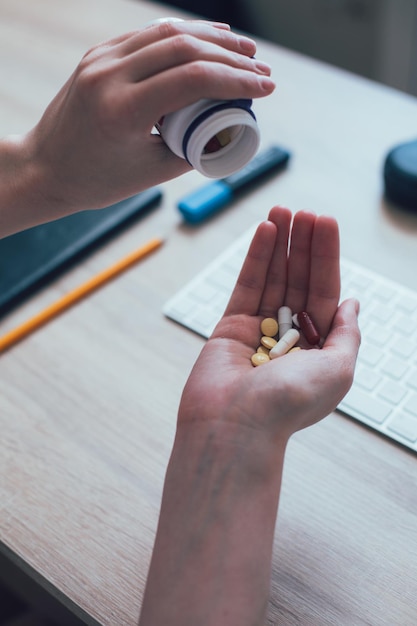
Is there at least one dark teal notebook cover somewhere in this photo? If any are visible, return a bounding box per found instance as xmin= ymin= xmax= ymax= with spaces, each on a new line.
xmin=0 ymin=187 xmax=162 ymax=316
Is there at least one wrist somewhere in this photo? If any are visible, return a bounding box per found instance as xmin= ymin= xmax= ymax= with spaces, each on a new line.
xmin=173 ymin=418 xmax=288 ymax=488
xmin=141 ymin=419 xmax=287 ymax=626
xmin=0 ymin=132 xmax=68 ymax=237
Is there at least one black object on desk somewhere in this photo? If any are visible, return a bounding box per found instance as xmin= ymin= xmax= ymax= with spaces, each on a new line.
xmin=0 ymin=187 xmax=162 ymax=316
xmin=383 ymin=139 xmax=417 ymax=211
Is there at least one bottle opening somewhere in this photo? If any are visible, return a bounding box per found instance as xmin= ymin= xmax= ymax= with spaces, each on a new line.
xmin=203 ymin=127 xmax=234 ymax=154
xmin=201 ymin=124 xmax=247 ymax=163
xmin=187 ymin=111 xmax=259 ymax=178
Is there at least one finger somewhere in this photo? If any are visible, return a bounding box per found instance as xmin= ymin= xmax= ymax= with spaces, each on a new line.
xmin=94 ymin=21 xmax=229 ymax=50
xmin=127 ymin=136 xmax=193 ymax=190
xmin=119 ymin=20 xmax=257 ymax=58
xmin=144 ymin=19 xmax=232 ymax=31
xmin=321 ymin=298 xmax=361 ymax=395
xmin=224 ymin=220 xmax=277 ymax=317
xmin=258 ymin=206 xmax=292 ymax=317
xmin=125 ymin=35 xmax=271 ymax=84
xmin=285 ymin=210 xmax=316 ymax=313
xmin=306 ymin=215 xmax=340 ymax=337
xmin=131 ymin=62 xmax=275 ymax=130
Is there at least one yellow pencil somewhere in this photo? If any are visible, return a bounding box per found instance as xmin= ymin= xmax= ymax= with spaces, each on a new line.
xmin=0 ymin=236 xmax=164 ymax=353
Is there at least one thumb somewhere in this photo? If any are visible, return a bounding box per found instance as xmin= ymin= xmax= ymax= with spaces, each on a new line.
xmin=326 ymin=297 xmax=361 ymax=351
xmin=322 ymin=297 xmax=361 ymax=390
xmin=146 ymin=136 xmax=192 ymax=180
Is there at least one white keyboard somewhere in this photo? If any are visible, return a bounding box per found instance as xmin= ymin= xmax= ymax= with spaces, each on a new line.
xmin=164 ymin=226 xmax=417 ymax=454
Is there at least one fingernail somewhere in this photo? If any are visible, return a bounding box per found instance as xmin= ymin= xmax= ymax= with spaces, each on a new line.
xmin=212 ymin=22 xmax=231 ymax=30
xmin=259 ymin=76 xmax=276 ymax=91
xmin=255 ymin=60 xmax=271 ymax=75
xmin=353 ymin=298 xmax=361 ymax=315
xmin=239 ymin=36 xmax=256 ymax=54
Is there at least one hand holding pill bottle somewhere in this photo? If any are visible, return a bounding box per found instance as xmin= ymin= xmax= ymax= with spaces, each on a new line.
xmin=2 ymin=18 xmax=275 ymax=237
xmin=151 ymin=17 xmax=261 ymax=178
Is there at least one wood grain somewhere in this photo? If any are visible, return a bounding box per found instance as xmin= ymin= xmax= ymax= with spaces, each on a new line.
xmin=1 ymin=1 xmax=417 ymax=624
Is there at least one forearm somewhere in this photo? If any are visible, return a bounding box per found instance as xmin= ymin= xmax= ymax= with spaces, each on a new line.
xmin=139 ymin=421 xmax=287 ymax=626
xmin=0 ymin=132 xmax=62 ymax=238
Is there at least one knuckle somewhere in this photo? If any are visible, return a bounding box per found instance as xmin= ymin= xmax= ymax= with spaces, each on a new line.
xmin=76 ymin=48 xmax=117 ymax=99
xmin=76 ymin=63 xmax=103 ymax=97
xmin=75 ymin=63 xmax=126 ymax=136
xmin=215 ymin=27 xmax=237 ymax=49
xmin=182 ymin=60 xmax=211 ymax=88
xmin=156 ymin=20 xmax=182 ymax=40
xmin=78 ymin=42 xmax=105 ymax=69
xmin=170 ymin=33 xmax=200 ymax=61
xmin=76 ymin=47 xmax=107 ymax=90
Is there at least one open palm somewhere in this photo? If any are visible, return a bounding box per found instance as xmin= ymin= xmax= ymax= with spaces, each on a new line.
xmin=178 ymin=206 xmax=360 ymax=443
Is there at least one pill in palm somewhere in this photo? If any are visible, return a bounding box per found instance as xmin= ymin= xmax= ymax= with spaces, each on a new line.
xmin=278 ymin=306 xmax=292 ymax=338
xmin=261 ymin=335 xmax=277 ymax=349
xmin=251 ymin=352 xmax=271 ymax=366
xmin=257 ymin=345 xmax=270 ymax=355
xmin=260 ymin=317 xmax=279 ymax=337
xmin=269 ymin=328 xmax=300 ymax=359
xmin=297 ymin=311 xmax=320 ymax=345
xmin=251 ymin=313 xmax=306 ymax=366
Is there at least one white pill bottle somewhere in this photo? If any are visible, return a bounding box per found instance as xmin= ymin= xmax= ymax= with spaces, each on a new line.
xmin=149 ymin=17 xmax=261 ymax=178
xmin=156 ymin=98 xmax=260 ymax=178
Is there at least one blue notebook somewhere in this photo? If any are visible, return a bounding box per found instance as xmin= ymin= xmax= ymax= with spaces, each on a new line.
xmin=0 ymin=187 xmax=162 ymax=316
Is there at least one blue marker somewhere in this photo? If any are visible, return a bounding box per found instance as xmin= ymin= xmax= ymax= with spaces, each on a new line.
xmin=177 ymin=145 xmax=291 ymax=224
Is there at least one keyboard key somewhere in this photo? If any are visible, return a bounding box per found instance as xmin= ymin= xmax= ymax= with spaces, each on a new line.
xmin=393 ymin=313 xmax=416 ymax=335
xmin=403 ymin=392 xmax=417 ymax=417
xmin=208 ymin=267 xmax=237 ymax=291
xmin=354 ymin=366 xmax=382 ymax=391
xmin=339 ymin=387 xmax=392 ymax=424
xmin=390 ymin=337 xmax=416 ymax=359
xmin=372 ymin=283 xmax=398 ymax=303
xmin=406 ymin=368 xmax=417 ymax=391
xmin=367 ymin=302 xmax=395 ymax=324
xmin=349 ymin=276 xmax=373 ymax=292
xmin=225 ymin=256 xmax=245 ymax=274
xmin=387 ymin=413 xmax=417 ymax=442
xmin=377 ymin=381 xmax=407 ymax=405
xmin=366 ymin=323 xmax=391 ymax=347
xmin=168 ymin=294 xmax=198 ymax=317
xmin=397 ymin=295 xmax=417 ymax=314
xmin=358 ymin=343 xmax=385 ymax=367
xmin=193 ymin=283 xmax=220 ymax=302
xmin=211 ymin=291 xmax=230 ymax=314
xmin=381 ymin=356 xmax=409 ymax=380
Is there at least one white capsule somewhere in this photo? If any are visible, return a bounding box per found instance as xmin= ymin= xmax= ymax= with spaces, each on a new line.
xmin=278 ymin=306 xmax=293 ymax=339
xmin=269 ymin=328 xmax=300 ymax=359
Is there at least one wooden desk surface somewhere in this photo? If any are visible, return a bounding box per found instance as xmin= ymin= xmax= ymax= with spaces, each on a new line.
xmin=1 ymin=1 xmax=417 ymax=624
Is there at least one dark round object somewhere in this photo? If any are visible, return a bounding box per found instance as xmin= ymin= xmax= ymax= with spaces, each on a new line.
xmin=383 ymin=139 xmax=417 ymax=211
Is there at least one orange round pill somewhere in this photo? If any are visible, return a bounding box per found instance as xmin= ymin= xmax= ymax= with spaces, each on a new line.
xmin=251 ymin=352 xmax=270 ymax=366
xmin=257 ymin=345 xmax=270 ymax=355
xmin=260 ymin=335 xmax=277 ymax=349
xmin=260 ymin=317 xmax=279 ymax=337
